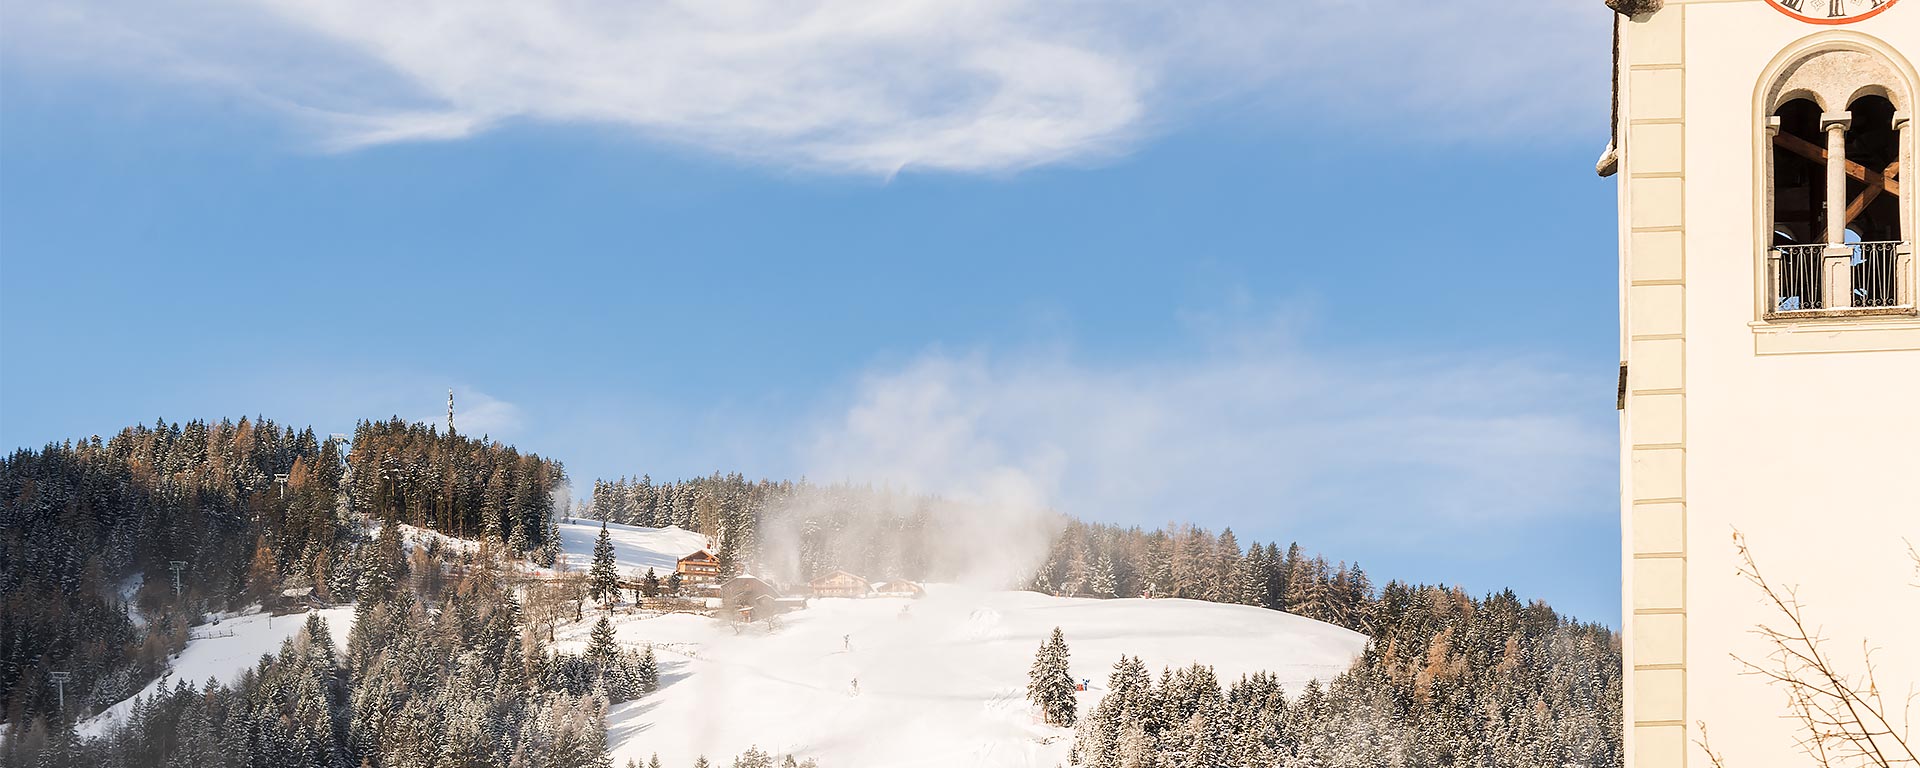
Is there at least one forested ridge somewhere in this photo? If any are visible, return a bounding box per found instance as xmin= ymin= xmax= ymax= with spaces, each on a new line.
xmin=1050 ymin=584 xmax=1621 ymax=767
xmin=3 ymin=417 xmax=1619 ymax=766
xmin=0 ymin=417 xmax=565 ymax=727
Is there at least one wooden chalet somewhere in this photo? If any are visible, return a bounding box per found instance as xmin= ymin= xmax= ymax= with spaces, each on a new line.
xmin=873 ymin=579 xmax=925 ymax=599
xmin=675 ymin=550 xmax=722 ymax=583
xmin=267 ymin=586 xmax=327 ymax=615
xmin=808 ymin=570 xmax=873 ymax=599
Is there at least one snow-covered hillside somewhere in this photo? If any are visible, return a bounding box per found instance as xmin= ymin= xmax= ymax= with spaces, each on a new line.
xmin=72 ymin=519 xmax=1363 ymax=767
xmin=78 ymin=607 xmax=356 ymax=738
xmin=555 ymin=585 xmax=1366 ymax=768
xmin=549 ymin=518 xmax=709 ymax=575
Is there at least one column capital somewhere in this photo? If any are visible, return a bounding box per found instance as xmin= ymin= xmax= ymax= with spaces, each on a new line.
xmin=1894 ymin=111 xmax=1911 ymax=131
xmin=1766 ymin=115 xmax=1783 ymax=137
xmin=1822 ymin=112 xmax=1853 ymax=132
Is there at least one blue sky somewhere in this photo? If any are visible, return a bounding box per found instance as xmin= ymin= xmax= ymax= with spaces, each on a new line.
xmin=1 ymin=0 xmax=1623 ymax=623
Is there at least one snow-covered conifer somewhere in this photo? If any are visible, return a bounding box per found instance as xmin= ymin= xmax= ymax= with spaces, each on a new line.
xmin=589 ymin=523 xmax=621 ymax=607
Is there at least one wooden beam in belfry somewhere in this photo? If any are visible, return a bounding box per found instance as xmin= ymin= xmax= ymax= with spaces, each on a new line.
xmin=1845 ymin=162 xmax=1901 ymax=225
xmin=1771 ymin=133 xmax=1901 ymax=197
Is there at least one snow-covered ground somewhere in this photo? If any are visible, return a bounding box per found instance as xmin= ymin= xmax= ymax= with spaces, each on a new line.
xmin=548 ymin=518 xmax=710 ymax=576
xmin=555 ymin=585 xmax=1366 ymax=768
xmin=78 ymin=607 xmax=356 ymax=738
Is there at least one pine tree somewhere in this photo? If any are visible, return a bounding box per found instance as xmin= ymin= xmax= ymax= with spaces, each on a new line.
xmin=641 ymin=568 xmax=661 ymax=598
xmin=1213 ymin=528 xmax=1242 ymax=603
xmin=534 ymin=514 xmax=562 ymax=567
xmin=1279 ymin=542 xmax=1303 ymax=610
xmin=733 ymin=746 xmax=773 ymax=768
xmin=1088 ymin=552 xmax=1117 ymax=599
xmin=587 ymin=617 xmax=618 ymax=664
xmin=637 ymin=645 xmax=659 ymax=693
xmin=1027 ymin=627 xmax=1077 ymax=727
xmin=589 ymin=522 xmax=621 ymax=608
xmin=1237 ymin=544 xmax=1269 ymax=608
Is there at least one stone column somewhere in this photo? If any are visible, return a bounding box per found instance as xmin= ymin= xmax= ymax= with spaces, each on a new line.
xmin=1896 ymin=113 xmax=1913 ymax=307
xmin=1766 ymin=116 xmax=1784 ymax=311
xmin=1823 ymin=112 xmax=1853 ymax=308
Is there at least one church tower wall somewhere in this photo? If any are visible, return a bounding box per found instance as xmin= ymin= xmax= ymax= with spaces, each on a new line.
xmin=1615 ymin=3 xmax=1920 ymax=766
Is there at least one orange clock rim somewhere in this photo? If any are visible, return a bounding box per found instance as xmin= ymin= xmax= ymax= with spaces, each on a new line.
xmin=1766 ymin=0 xmax=1902 ymax=24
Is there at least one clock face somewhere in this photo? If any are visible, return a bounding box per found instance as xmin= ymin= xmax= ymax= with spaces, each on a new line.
xmin=1766 ymin=0 xmax=1901 ymax=24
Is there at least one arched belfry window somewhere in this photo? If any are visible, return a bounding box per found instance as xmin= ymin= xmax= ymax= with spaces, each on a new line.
xmin=1762 ymin=44 xmax=1913 ymax=318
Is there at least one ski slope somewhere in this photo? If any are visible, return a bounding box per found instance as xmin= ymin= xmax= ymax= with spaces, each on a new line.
xmin=549 ymin=518 xmax=710 ymax=576
xmin=77 ymin=607 xmax=356 ymax=738
xmin=558 ymin=585 xmax=1367 ymax=768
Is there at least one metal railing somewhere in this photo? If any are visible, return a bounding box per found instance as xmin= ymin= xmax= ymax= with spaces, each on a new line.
xmin=1768 ymin=241 xmax=1911 ymax=315
xmin=1851 ymin=241 xmax=1902 ymax=308
xmin=1770 ymin=244 xmax=1826 ymax=313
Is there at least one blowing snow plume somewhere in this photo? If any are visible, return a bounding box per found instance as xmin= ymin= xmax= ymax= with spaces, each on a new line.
xmin=756 ymin=355 xmax=1072 ymax=589
xmin=748 ymin=328 xmax=1610 ymax=586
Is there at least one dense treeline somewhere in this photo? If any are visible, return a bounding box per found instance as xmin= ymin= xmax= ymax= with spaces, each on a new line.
xmin=1034 ymin=521 xmax=1621 ymax=766
xmin=0 ymin=417 xmax=564 ymax=728
xmin=1032 ymin=520 xmax=1378 ymax=635
xmin=1067 ymin=584 xmax=1621 ymax=766
xmin=348 ymin=418 xmax=567 ymax=562
xmin=2 ymin=560 xmax=652 ymax=768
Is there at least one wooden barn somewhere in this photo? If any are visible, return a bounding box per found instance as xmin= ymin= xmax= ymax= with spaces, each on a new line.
xmin=676 ymin=550 xmax=722 ymax=583
xmin=720 ymin=575 xmax=780 ymax=606
xmin=873 ymin=579 xmax=925 ymax=598
xmin=720 ymin=576 xmax=807 ymax=622
xmin=808 ymin=570 xmax=873 ymax=599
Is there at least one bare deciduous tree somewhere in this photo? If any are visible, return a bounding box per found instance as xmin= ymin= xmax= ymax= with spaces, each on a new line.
xmin=1697 ymin=531 xmax=1918 ymax=767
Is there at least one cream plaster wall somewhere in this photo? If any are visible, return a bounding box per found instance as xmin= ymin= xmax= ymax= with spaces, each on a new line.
xmin=1619 ymin=2 xmax=1920 ymax=767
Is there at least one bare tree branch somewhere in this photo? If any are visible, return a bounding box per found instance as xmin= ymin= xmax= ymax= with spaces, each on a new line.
xmin=1697 ymin=721 xmax=1733 ymax=768
xmin=1708 ymin=529 xmax=1920 ymax=768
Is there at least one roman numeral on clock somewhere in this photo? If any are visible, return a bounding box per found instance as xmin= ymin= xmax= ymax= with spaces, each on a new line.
xmin=1781 ymin=0 xmax=1806 ymax=11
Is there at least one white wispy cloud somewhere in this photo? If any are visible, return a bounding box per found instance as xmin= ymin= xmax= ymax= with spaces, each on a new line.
xmin=798 ymin=326 xmax=1613 ymax=536
xmin=2 ymin=0 xmax=1609 ymax=173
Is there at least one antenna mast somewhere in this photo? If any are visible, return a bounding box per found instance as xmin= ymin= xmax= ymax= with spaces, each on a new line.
xmin=448 ymin=389 xmax=456 ymax=434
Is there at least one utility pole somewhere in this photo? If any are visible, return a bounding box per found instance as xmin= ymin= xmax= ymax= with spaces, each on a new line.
xmin=169 ymin=561 xmax=188 ymax=597
xmin=49 ymin=671 xmax=69 ymax=714
xmin=274 ymin=473 xmax=290 ymax=499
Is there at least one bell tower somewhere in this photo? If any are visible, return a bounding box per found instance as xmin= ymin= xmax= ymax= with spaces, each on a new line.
xmin=1607 ymin=1 xmax=1919 ymax=766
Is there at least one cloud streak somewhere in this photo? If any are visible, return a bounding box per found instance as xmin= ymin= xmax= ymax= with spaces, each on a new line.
xmin=4 ymin=0 xmax=1609 ymax=173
